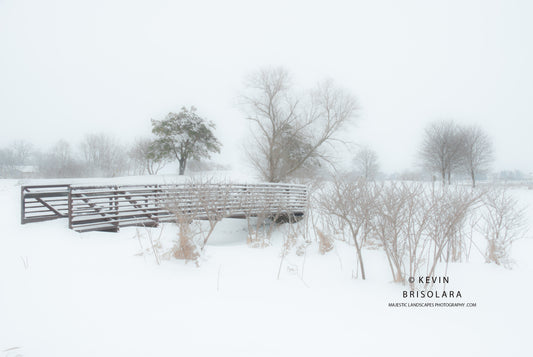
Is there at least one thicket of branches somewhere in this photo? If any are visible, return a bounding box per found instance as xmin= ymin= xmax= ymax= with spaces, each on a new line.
xmin=316 ymin=179 xmax=526 ymax=282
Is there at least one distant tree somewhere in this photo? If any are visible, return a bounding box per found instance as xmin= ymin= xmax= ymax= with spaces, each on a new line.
xmin=354 ymin=146 xmax=379 ymax=180
xmin=151 ymin=107 xmax=221 ymax=175
xmin=0 ymin=147 xmax=16 ymax=177
xmin=419 ymin=120 xmax=464 ymax=185
xmin=240 ymin=66 xmax=358 ymax=182
xmin=10 ymin=140 xmax=34 ymax=165
xmin=39 ymin=140 xmax=83 ymax=178
xmin=80 ymin=133 xmax=127 ymax=177
xmin=461 ymin=125 xmax=494 ymax=187
xmin=129 ymin=138 xmax=167 ymax=175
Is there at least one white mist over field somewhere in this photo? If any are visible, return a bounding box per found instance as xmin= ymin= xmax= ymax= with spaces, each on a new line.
xmin=1 ymin=0 xmax=533 ymax=172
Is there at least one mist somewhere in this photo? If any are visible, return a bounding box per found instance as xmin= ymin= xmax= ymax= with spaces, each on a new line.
xmin=1 ymin=0 xmax=532 ymax=174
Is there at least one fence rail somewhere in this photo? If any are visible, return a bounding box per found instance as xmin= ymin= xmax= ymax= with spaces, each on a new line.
xmin=21 ymin=183 xmax=308 ymax=232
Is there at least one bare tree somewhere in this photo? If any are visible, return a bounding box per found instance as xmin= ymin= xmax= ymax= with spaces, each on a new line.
xmin=419 ymin=120 xmax=464 ymax=185
xmin=461 ymin=125 xmax=494 ymax=187
xmin=10 ymin=140 xmax=34 ymax=165
xmin=129 ymin=138 xmax=167 ymax=175
xmin=0 ymin=147 xmax=15 ymax=177
xmin=39 ymin=140 xmax=83 ymax=178
xmin=241 ymin=67 xmax=358 ymax=182
xmin=354 ymin=146 xmax=379 ymax=180
xmin=80 ymin=133 xmax=128 ymax=177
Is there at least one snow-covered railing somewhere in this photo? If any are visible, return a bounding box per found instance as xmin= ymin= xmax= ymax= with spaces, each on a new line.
xmin=21 ymin=185 xmax=70 ymax=224
xmin=67 ymin=183 xmax=307 ymax=232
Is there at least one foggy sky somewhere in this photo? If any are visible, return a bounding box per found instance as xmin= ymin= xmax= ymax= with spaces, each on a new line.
xmin=1 ymin=0 xmax=532 ymax=174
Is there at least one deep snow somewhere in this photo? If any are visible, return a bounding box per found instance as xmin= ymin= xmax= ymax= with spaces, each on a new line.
xmin=1 ymin=176 xmax=532 ymax=357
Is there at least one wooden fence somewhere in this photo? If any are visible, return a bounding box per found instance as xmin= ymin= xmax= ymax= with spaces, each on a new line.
xmin=21 ymin=183 xmax=308 ymax=232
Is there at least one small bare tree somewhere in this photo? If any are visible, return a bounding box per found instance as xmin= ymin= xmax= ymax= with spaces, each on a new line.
xmin=461 ymin=125 xmax=494 ymax=187
xmin=354 ymin=145 xmax=379 ymax=181
xmin=241 ymin=67 xmax=358 ymax=182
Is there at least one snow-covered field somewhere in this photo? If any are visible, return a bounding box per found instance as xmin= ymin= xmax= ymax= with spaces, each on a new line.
xmin=1 ymin=176 xmax=533 ymax=357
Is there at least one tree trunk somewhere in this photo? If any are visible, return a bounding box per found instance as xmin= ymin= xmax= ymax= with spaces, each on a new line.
xmin=179 ymin=158 xmax=187 ymax=175
xmin=471 ymin=169 xmax=476 ymax=188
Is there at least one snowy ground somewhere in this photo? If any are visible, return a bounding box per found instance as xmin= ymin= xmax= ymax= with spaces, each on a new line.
xmin=1 ymin=176 xmax=533 ymax=357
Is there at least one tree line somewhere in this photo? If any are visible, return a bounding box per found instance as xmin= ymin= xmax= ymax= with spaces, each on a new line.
xmin=0 ymin=66 xmax=503 ymax=185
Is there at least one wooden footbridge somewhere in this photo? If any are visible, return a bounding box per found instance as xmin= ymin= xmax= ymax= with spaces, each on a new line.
xmin=21 ymin=183 xmax=308 ymax=232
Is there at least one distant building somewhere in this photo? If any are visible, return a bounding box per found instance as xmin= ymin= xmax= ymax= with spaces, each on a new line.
xmin=13 ymin=165 xmax=39 ymax=179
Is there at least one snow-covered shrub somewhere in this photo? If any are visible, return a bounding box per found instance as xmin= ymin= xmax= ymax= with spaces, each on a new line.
xmin=479 ymin=188 xmax=527 ymax=267
xmin=316 ymin=228 xmax=334 ymax=255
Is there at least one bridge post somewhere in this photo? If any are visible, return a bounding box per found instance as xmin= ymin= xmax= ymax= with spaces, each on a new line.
xmin=68 ymin=185 xmax=73 ymax=230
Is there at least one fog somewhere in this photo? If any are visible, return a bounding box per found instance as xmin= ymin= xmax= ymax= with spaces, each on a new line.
xmin=1 ymin=0 xmax=532 ymax=174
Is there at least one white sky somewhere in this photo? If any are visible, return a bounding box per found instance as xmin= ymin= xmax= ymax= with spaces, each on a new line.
xmin=1 ymin=0 xmax=532 ymax=174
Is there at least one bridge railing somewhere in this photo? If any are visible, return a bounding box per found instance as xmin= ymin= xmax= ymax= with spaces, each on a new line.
xmin=21 ymin=183 xmax=307 ymax=232
xmin=21 ymin=184 xmax=70 ymax=224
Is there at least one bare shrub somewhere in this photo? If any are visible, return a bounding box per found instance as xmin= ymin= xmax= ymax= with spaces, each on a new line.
xmin=162 ymin=179 xmax=233 ymax=264
xmin=371 ymin=184 xmax=482 ymax=284
xmin=478 ymin=188 xmax=527 ymax=267
xmin=318 ymin=177 xmax=377 ymax=280
xmin=172 ymin=216 xmax=201 ymax=262
xmin=242 ymin=186 xmax=290 ymax=248
xmin=316 ymin=228 xmax=334 ymax=254
xmin=134 ymin=226 xmax=167 ymax=264
xmin=372 ymin=183 xmax=419 ymax=283
xmin=421 ymin=186 xmax=483 ymax=286
xmin=317 ymin=176 xmax=486 ymax=284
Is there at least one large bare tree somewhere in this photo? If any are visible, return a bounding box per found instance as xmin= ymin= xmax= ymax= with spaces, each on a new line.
xmin=461 ymin=125 xmax=494 ymax=187
xmin=419 ymin=120 xmax=465 ymax=184
xmin=241 ymin=67 xmax=358 ymax=182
